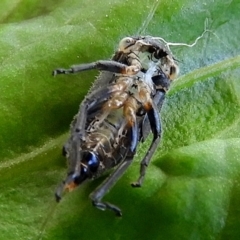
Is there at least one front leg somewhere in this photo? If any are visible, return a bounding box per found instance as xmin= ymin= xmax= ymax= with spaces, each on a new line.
xmin=53 ymin=60 xmax=139 ymax=76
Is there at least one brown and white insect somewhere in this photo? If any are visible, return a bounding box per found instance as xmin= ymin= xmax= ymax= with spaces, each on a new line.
xmin=53 ymin=36 xmax=179 ymax=216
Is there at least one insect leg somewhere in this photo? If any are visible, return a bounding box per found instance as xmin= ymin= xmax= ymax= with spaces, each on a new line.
xmin=139 ymin=70 xmax=170 ymax=141
xmin=139 ymin=90 xmax=166 ymax=143
xmin=132 ymin=101 xmax=161 ymax=187
xmin=89 ymin=157 xmax=133 ymax=216
xmin=89 ymin=123 xmax=138 ymax=216
xmin=56 ymin=87 xmax=118 ymax=201
xmin=53 ymin=60 xmax=139 ymax=76
xmin=56 ymin=136 xmax=81 ymax=201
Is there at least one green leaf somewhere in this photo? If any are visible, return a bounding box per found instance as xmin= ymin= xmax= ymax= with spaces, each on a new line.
xmin=0 ymin=0 xmax=240 ymax=239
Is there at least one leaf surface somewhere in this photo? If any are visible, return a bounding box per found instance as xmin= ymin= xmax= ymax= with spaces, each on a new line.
xmin=0 ymin=0 xmax=240 ymax=239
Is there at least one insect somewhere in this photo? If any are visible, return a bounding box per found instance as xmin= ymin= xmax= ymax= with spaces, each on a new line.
xmin=53 ymin=36 xmax=179 ymax=216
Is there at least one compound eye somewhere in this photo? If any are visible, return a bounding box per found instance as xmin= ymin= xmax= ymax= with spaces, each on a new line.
xmin=170 ymin=66 xmax=175 ymax=75
xmin=169 ymin=64 xmax=179 ymax=80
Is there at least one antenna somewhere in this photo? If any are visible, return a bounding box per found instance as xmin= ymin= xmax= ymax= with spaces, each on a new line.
xmin=137 ymin=0 xmax=160 ymax=35
xmin=152 ymin=19 xmax=212 ymax=52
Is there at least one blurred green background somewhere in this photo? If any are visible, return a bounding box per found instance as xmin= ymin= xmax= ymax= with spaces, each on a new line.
xmin=0 ymin=0 xmax=239 ymax=239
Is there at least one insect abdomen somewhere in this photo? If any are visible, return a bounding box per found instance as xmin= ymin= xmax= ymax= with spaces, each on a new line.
xmin=82 ymin=109 xmax=129 ymax=176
